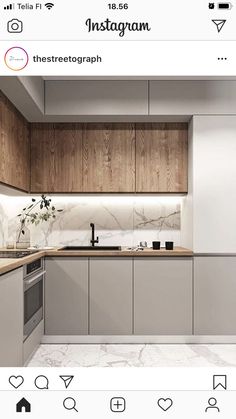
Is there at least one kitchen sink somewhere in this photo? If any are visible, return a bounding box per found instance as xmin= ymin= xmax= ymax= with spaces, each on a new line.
xmin=59 ymin=246 xmax=122 ymax=251
xmin=0 ymin=250 xmax=39 ymax=259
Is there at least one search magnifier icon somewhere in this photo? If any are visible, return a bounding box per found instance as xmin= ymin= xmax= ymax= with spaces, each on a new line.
xmin=63 ymin=397 xmax=78 ymax=413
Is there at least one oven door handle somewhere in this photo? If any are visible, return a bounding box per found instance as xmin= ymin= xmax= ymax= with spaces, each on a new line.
xmin=24 ymin=270 xmax=46 ymax=285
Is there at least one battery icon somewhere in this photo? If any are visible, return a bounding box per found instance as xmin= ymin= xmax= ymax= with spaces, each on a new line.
xmin=218 ymin=2 xmax=233 ymax=8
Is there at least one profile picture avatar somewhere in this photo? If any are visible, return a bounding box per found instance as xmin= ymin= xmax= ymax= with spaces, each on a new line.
xmin=4 ymin=47 xmax=29 ymax=71
xmin=7 ymin=19 xmax=23 ymax=33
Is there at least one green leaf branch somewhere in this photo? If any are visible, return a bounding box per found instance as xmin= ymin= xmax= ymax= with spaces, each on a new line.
xmin=17 ymin=195 xmax=63 ymax=242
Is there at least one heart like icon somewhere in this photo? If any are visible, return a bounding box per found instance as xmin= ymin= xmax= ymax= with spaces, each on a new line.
xmin=157 ymin=398 xmax=173 ymax=411
xmin=9 ymin=375 xmax=24 ymax=389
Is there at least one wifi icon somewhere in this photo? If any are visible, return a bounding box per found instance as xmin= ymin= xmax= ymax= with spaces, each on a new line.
xmin=45 ymin=2 xmax=54 ymax=9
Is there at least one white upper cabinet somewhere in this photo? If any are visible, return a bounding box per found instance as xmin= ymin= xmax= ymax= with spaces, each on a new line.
xmin=150 ymin=81 xmax=236 ymax=115
xmin=45 ymin=81 xmax=148 ymax=115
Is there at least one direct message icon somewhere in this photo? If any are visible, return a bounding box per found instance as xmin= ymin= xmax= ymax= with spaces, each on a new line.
xmin=212 ymin=19 xmax=226 ymax=33
xmin=213 ymin=375 xmax=227 ymax=390
xmin=60 ymin=375 xmax=74 ymax=389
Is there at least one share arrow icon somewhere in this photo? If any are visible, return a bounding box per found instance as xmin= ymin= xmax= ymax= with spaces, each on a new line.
xmin=212 ymin=19 xmax=226 ymax=33
xmin=59 ymin=375 xmax=74 ymax=389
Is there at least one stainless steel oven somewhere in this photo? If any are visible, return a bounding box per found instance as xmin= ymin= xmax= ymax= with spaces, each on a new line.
xmin=23 ymin=258 xmax=45 ymax=341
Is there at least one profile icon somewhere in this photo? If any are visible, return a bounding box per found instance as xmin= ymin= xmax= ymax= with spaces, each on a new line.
xmin=205 ymin=397 xmax=220 ymax=413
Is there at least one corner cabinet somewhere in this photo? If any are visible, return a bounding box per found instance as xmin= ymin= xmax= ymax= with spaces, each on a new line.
xmin=0 ymin=268 xmax=23 ymax=367
xmin=134 ymin=258 xmax=193 ymax=335
xmin=194 ymin=256 xmax=236 ymax=335
xmin=0 ymin=92 xmax=30 ymax=192
xmin=45 ymin=257 xmax=89 ymax=335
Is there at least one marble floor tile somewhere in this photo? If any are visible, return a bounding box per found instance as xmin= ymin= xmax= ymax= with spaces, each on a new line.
xmin=27 ymin=344 xmax=236 ymax=367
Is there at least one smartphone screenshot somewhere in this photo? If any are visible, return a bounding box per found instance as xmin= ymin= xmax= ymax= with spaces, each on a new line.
xmin=1 ymin=0 xmax=236 ymax=417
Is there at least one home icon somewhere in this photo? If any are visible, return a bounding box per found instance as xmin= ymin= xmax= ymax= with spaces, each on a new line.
xmin=16 ymin=397 xmax=31 ymax=413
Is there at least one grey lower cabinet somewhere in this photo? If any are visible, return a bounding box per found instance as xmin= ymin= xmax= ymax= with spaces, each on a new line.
xmin=89 ymin=258 xmax=133 ymax=335
xmin=45 ymin=257 xmax=89 ymax=335
xmin=45 ymin=256 xmax=193 ymax=337
xmin=0 ymin=268 xmax=23 ymax=367
xmin=194 ymin=256 xmax=236 ymax=335
xmin=134 ymin=258 xmax=193 ymax=335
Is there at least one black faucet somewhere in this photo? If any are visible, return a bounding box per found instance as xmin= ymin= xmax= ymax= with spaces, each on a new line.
xmin=90 ymin=223 xmax=99 ymax=247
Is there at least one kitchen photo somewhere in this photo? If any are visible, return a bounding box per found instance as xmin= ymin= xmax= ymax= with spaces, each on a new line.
xmin=0 ymin=76 xmax=236 ymax=367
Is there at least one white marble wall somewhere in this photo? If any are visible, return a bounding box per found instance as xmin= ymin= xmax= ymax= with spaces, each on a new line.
xmin=0 ymin=195 xmax=182 ymax=248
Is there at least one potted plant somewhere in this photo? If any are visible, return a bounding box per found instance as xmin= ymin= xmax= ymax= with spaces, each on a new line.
xmin=16 ymin=195 xmax=63 ymax=249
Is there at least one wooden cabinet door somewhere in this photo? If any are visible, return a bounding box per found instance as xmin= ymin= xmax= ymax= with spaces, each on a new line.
xmin=194 ymin=257 xmax=236 ymax=335
xmin=0 ymin=92 xmax=30 ymax=192
xmin=45 ymin=257 xmax=89 ymax=335
xmin=134 ymin=258 xmax=192 ymax=335
xmin=136 ymin=123 xmax=188 ymax=193
xmin=31 ymin=123 xmax=83 ymax=192
xmin=90 ymin=257 xmax=133 ymax=335
xmin=82 ymin=123 xmax=135 ymax=192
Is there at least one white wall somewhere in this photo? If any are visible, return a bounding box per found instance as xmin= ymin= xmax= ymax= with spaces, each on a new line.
xmin=190 ymin=116 xmax=236 ymax=253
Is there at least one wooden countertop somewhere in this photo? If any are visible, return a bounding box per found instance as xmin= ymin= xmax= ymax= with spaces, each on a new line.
xmin=0 ymin=251 xmax=45 ymax=276
xmin=0 ymin=247 xmax=193 ymax=276
xmin=47 ymin=247 xmax=193 ymax=257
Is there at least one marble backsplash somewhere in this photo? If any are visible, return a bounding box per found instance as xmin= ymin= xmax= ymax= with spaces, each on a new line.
xmin=0 ymin=195 xmax=182 ymax=248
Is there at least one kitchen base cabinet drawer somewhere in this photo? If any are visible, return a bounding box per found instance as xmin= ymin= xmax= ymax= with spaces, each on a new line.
xmin=134 ymin=258 xmax=193 ymax=335
xmin=45 ymin=257 xmax=89 ymax=335
xmin=90 ymin=258 xmax=133 ymax=335
xmin=194 ymin=257 xmax=236 ymax=335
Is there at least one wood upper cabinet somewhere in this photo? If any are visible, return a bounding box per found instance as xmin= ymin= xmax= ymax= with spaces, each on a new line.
xmin=82 ymin=123 xmax=135 ymax=192
xmin=136 ymin=123 xmax=188 ymax=193
xmin=31 ymin=123 xmax=83 ymax=192
xmin=0 ymin=92 xmax=30 ymax=191
xmin=30 ymin=122 xmax=187 ymax=194
xmin=31 ymin=123 xmax=135 ymax=193
xmin=0 ymin=90 xmax=188 ymax=194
